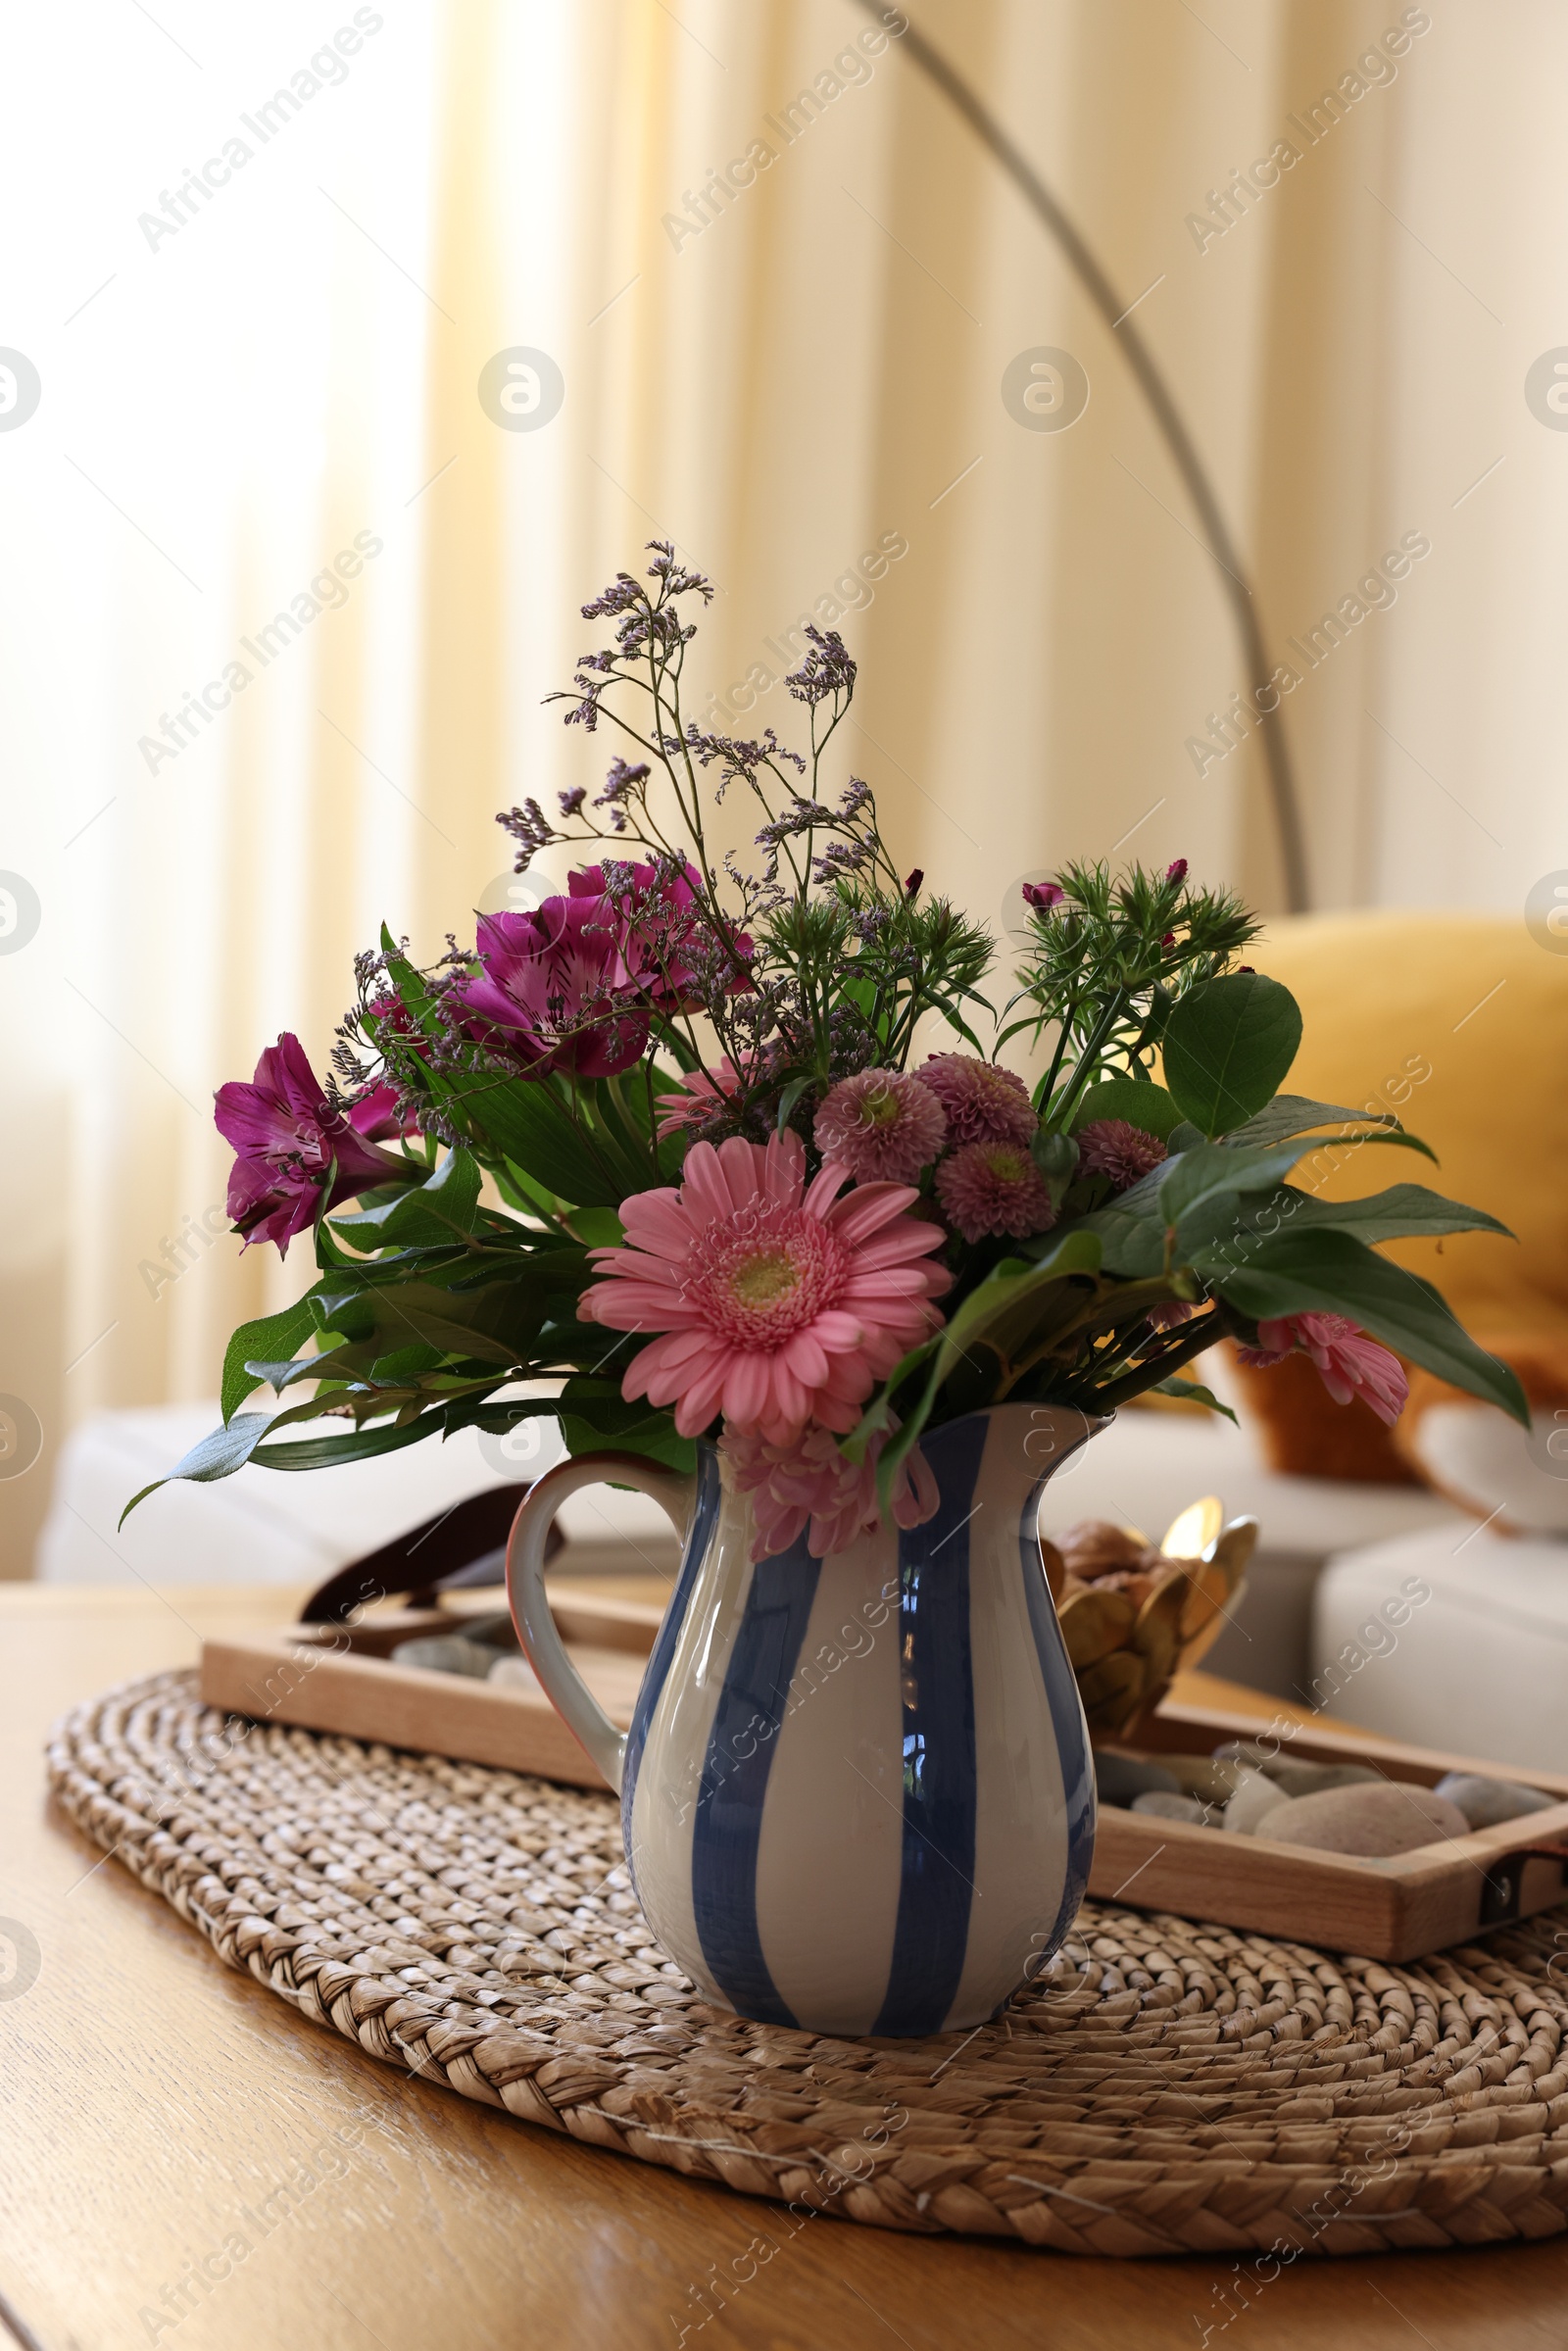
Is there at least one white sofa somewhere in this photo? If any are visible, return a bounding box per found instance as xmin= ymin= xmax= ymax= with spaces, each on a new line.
xmin=35 ymin=1405 xmax=677 ymax=1591
xmin=1312 ymin=1526 xmax=1568 ymax=1775
xmin=39 ymin=1402 xmax=1464 ymax=1701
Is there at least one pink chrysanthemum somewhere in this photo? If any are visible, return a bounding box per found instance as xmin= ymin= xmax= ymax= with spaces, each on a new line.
xmin=1076 ymin=1117 xmax=1168 ymax=1192
xmin=579 ymin=1131 xmax=953 ymax=1442
xmin=812 ymin=1067 xmax=946 ymax=1183
xmin=1237 ymin=1312 xmax=1408 ymax=1426
xmin=722 ymin=1422 xmax=940 ymax=1563
xmin=934 ymin=1141 xmax=1055 ymax=1243
xmin=917 ymin=1053 xmax=1037 ymax=1148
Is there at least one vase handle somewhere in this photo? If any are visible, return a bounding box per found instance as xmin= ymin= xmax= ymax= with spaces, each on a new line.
xmin=504 ymin=1452 xmax=695 ymax=1794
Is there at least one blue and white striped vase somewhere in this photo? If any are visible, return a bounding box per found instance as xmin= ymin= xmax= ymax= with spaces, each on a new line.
xmin=506 ymin=1402 xmax=1102 ymax=2037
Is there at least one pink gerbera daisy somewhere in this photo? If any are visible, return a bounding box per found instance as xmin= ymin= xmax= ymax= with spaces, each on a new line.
xmin=935 ymin=1140 xmax=1055 ymax=1243
xmin=579 ymin=1131 xmax=952 ymax=1442
xmin=1076 ymin=1117 xmax=1167 ymax=1192
xmin=812 ymin=1068 xmax=946 ymax=1183
xmin=1237 ymin=1312 xmax=1408 ymax=1426
xmin=721 ymin=1422 xmax=941 ymax=1563
xmin=917 ymin=1053 xmax=1037 ymax=1148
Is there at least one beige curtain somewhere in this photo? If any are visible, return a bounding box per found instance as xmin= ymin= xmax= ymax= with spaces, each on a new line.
xmin=4 ymin=0 xmax=1561 ymax=1569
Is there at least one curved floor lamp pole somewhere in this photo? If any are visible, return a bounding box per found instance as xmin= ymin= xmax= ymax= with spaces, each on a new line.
xmin=853 ymin=0 xmax=1311 ymax=913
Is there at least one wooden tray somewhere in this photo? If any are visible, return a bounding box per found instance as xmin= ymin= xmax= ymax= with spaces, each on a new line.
xmin=199 ymin=1591 xmax=1568 ymax=1964
xmin=200 ymin=1585 xmax=658 ymax=1793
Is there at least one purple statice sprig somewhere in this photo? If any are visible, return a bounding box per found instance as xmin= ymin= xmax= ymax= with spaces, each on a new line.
xmin=684 ymin=723 xmax=807 ymax=796
xmin=497 ymin=798 xmax=556 ymax=874
xmin=785 ymin=624 xmax=857 ymax=708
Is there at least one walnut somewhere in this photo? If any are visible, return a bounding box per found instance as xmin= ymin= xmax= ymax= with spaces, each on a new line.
xmin=1054 ymin=1519 xmax=1155 ymax=1579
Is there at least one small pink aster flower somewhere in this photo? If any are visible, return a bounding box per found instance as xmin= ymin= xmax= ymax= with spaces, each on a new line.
xmin=722 ymin=1422 xmax=940 ymax=1563
xmin=935 ymin=1140 xmax=1055 ymax=1243
xmin=579 ymin=1131 xmax=953 ymax=1442
xmin=1165 ymin=857 xmax=1189 ymax=884
xmin=1076 ymin=1117 xmax=1168 ymax=1192
xmin=812 ymin=1068 xmax=946 ymax=1183
xmin=1237 ymin=1312 xmax=1408 ymax=1426
xmin=917 ymin=1053 xmax=1037 ymax=1148
xmin=1021 ymin=880 xmax=1065 ymax=911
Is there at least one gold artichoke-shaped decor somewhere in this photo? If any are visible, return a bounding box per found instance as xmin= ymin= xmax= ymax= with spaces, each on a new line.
xmin=1045 ymin=1500 xmax=1258 ymax=1741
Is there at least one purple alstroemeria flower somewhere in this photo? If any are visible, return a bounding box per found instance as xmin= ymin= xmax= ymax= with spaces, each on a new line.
xmin=453 ymin=860 xmax=749 ymax=1077
xmin=453 ymin=891 xmax=651 ymax=1079
xmin=567 ymin=858 xmax=695 ymax=1007
xmin=566 ymin=856 xmax=749 ymax=1011
xmin=216 ymin=1034 xmax=410 ymax=1253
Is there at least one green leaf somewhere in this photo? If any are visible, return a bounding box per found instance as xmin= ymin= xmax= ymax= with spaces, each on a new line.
xmin=775 ymin=1075 xmax=814 ymax=1136
xmin=378 ymin=930 xmax=446 ymax=1040
xmin=838 ymin=1337 xmax=944 ymax=1466
xmin=1159 ymin=1141 xmax=1329 ymax=1238
xmin=1212 ymin=1227 xmax=1529 ymax=1425
xmin=451 ymin=1073 xmax=618 ymax=1206
xmin=1225 ymin=1094 xmax=1399 ymax=1147
xmin=1160 ymin=972 xmax=1302 ymax=1137
xmin=1222 ymin=1092 xmax=1437 ymax=1166
xmin=568 ymin=1206 xmax=625 ymax=1250
xmin=120 ymin=1395 xmax=340 ymax=1520
xmin=220 ymin=1297 xmax=318 ymax=1422
xmin=443 ymin=1394 xmax=555 ymax=1440
xmin=1187 ymin=1182 xmax=1511 ymax=1270
xmin=1068 ymin=1076 xmax=1184 ymax=1141
xmin=1067 ymin=1201 xmax=1165 ymax=1280
xmin=1147 ymin=1376 xmax=1237 ymax=1423
xmin=244 ymin=1412 xmax=453 ymax=1473
xmin=330 ymin=1147 xmax=481 ymax=1249
xmin=558 ymin=1379 xmax=696 ymax=1475
xmin=244 ymin=1345 xmax=350 ymax=1396
xmin=329 ymin=1279 xmax=539 ymax=1369
xmin=867 ymin=1230 xmax=1105 ymax=1512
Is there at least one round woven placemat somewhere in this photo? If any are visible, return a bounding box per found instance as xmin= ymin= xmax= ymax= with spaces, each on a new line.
xmin=47 ymin=1672 xmax=1568 ymax=2258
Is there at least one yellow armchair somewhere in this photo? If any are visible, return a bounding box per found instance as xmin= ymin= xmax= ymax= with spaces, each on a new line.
xmin=1253 ymin=910 xmax=1568 ymax=1344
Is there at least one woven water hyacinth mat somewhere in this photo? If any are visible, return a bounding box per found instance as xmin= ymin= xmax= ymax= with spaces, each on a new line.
xmin=47 ymin=1673 xmax=1568 ymax=2259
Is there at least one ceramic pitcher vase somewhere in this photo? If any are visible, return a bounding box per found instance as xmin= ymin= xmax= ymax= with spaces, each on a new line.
xmin=506 ymin=1402 xmax=1102 ymax=2037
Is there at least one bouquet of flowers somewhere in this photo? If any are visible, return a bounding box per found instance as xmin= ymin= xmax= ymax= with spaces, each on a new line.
xmin=129 ymin=544 xmax=1526 ymax=1556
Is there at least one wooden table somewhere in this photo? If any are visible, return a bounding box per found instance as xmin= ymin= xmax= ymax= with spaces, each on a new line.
xmin=4 ymin=1582 xmax=1567 ymax=2351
